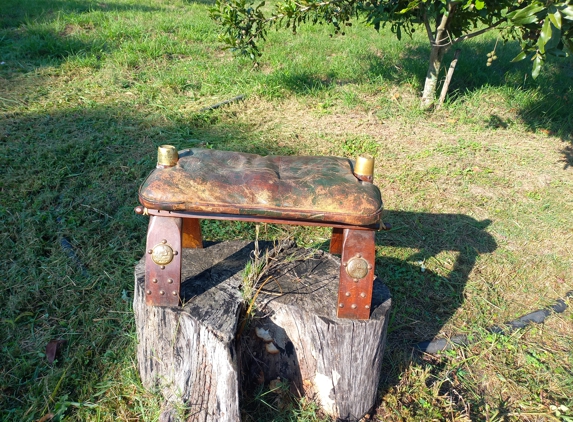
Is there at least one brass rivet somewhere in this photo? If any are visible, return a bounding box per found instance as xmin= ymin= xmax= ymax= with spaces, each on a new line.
xmin=172 ymin=291 xmax=177 ymax=296
xmin=152 ymin=278 xmax=158 ymax=283
xmin=339 ymin=303 xmax=344 ymax=308
xmin=356 ymin=253 xmax=362 ymax=258
xmin=345 ymin=292 xmax=351 ymax=297
xmin=360 ymin=292 xmax=366 ymax=298
xmin=351 ymin=304 xmax=357 ymax=309
xmin=147 ymin=249 xmax=153 ymax=254
xmin=353 ymin=278 xmax=359 ymax=282
xmin=368 ymin=264 xmax=373 ymax=270
xmin=174 ymin=250 xmax=178 ymax=255
xmin=167 ymin=278 xmax=173 ymax=284
xmin=365 ymin=305 xmax=370 ymax=309
xmin=161 ymin=239 xmax=167 ymax=244
xmin=146 ymin=290 xmax=152 ymax=295
xmin=343 ymin=262 xmax=348 ymax=267
xmin=160 ymin=265 xmax=165 ymax=270
xmin=159 ymin=290 xmax=165 ymax=295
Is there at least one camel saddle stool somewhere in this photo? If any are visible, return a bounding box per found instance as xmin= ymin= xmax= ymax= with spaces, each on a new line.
xmin=135 ymin=146 xmax=385 ymax=319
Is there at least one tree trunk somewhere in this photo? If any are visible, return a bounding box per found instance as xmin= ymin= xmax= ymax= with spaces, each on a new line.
xmin=134 ymin=241 xmax=391 ymax=422
xmin=420 ymin=44 xmax=447 ymax=110
xmin=241 ymin=246 xmax=391 ymax=421
xmin=134 ymin=241 xmax=251 ymax=422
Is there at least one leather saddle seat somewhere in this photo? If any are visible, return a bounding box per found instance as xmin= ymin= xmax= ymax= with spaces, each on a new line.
xmin=139 ymin=148 xmax=383 ymax=226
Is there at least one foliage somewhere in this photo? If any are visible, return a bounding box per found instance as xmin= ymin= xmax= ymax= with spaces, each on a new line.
xmin=211 ymin=0 xmax=573 ymax=102
xmin=506 ymin=2 xmax=573 ymax=77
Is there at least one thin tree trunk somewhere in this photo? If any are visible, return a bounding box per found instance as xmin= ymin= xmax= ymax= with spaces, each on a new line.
xmin=420 ymin=3 xmax=454 ymax=110
xmin=437 ymin=48 xmax=461 ymax=109
xmin=420 ymin=44 xmax=446 ymax=110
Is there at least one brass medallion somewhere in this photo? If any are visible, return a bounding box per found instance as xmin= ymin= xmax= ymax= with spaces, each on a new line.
xmin=345 ymin=257 xmax=369 ymax=280
xmin=151 ymin=243 xmax=174 ymax=266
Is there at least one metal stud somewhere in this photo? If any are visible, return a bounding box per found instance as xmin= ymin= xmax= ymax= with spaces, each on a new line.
xmin=167 ymin=278 xmax=173 ymax=284
xmin=339 ymin=303 xmax=344 ymax=308
xmin=365 ymin=305 xmax=370 ymax=309
xmin=146 ymin=290 xmax=152 ymax=295
xmin=152 ymin=278 xmax=158 ymax=283
xmin=345 ymin=292 xmax=351 ymax=297
xmin=360 ymin=292 xmax=366 ymax=298
xmin=160 ymin=265 xmax=165 ymax=270
xmin=172 ymin=291 xmax=177 ymax=296
xmin=368 ymin=264 xmax=373 ymax=270
xmin=351 ymin=304 xmax=357 ymax=309
xmin=161 ymin=239 xmax=167 ymax=244
xmin=174 ymin=250 xmax=178 ymax=255
xmin=159 ymin=290 xmax=165 ymax=295
xmin=147 ymin=249 xmax=153 ymax=254
xmin=353 ymin=278 xmax=359 ymax=282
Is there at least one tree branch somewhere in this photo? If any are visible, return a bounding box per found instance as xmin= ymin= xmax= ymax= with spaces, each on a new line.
xmin=433 ymin=6 xmax=452 ymax=47
xmin=451 ymin=19 xmax=505 ymax=44
xmin=423 ymin=9 xmax=434 ymax=43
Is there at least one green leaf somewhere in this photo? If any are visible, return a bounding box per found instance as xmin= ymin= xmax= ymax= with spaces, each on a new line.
xmin=511 ymin=50 xmax=527 ymax=62
xmin=511 ymin=14 xmax=541 ymax=26
xmin=507 ymin=3 xmax=545 ymax=23
xmin=531 ymin=53 xmax=543 ymax=79
xmin=537 ymin=17 xmax=552 ymax=54
xmin=548 ymin=6 xmax=562 ymax=29
xmin=557 ymin=4 xmax=573 ymax=21
xmin=475 ymin=0 xmax=485 ymax=11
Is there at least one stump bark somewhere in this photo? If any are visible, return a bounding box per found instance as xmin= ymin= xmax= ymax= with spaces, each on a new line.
xmin=134 ymin=241 xmax=391 ymax=422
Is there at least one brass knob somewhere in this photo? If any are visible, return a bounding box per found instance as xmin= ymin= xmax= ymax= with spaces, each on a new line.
xmin=354 ymin=154 xmax=374 ymax=178
xmin=157 ymin=145 xmax=179 ymax=167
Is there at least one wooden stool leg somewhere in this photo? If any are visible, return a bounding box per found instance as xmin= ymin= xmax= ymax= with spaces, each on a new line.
xmin=145 ymin=215 xmax=182 ymax=306
xmin=329 ymin=227 xmax=343 ymax=255
xmin=337 ymin=229 xmax=376 ymax=320
xmin=182 ymin=218 xmax=203 ymax=249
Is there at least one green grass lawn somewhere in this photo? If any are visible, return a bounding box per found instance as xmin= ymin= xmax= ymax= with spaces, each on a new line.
xmin=1 ymin=0 xmax=572 ymax=420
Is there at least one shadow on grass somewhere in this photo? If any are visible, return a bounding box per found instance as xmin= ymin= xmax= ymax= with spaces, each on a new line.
xmin=0 ymin=101 xmax=501 ymax=420
xmin=0 ymin=0 xmax=163 ymax=73
xmin=378 ymin=210 xmax=496 ymax=344
xmin=0 ymin=0 xmax=161 ymax=29
xmin=372 ymin=210 xmax=497 ymax=417
xmin=0 ymin=104 xmax=300 ymax=421
xmin=362 ymin=37 xmax=573 ymax=163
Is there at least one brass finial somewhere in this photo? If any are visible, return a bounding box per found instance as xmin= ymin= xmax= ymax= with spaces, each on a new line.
xmin=354 ymin=154 xmax=374 ymax=181
xmin=157 ymin=145 xmax=179 ymax=168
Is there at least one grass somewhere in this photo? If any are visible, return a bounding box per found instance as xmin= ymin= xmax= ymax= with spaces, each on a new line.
xmin=0 ymin=0 xmax=572 ymax=420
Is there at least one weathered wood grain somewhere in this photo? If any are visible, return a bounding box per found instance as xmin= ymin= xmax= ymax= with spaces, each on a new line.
xmin=134 ymin=241 xmax=391 ymax=422
xmin=242 ymin=247 xmax=391 ymax=421
xmin=134 ymin=241 xmax=254 ymax=422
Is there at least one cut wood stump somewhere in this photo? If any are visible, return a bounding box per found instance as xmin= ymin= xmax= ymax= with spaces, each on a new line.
xmin=134 ymin=241 xmax=391 ymax=422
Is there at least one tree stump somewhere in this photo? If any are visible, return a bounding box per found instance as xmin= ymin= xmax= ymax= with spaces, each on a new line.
xmin=240 ymin=246 xmax=391 ymax=421
xmin=133 ymin=241 xmax=252 ymax=422
xmin=134 ymin=241 xmax=391 ymax=422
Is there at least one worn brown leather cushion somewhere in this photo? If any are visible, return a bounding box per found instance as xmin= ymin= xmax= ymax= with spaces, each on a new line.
xmin=139 ymin=149 xmax=383 ymax=226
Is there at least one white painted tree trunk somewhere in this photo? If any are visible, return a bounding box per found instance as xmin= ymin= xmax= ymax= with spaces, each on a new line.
xmin=421 ymin=44 xmax=446 ymax=110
